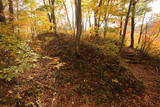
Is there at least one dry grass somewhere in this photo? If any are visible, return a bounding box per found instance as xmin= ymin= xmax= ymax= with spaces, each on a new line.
xmin=126 ymin=32 xmax=160 ymax=58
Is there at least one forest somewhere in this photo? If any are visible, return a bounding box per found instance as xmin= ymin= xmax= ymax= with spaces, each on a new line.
xmin=0 ymin=0 xmax=160 ymax=106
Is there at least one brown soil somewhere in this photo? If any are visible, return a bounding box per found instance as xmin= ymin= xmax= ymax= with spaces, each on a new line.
xmin=121 ymin=47 xmax=160 ymax=107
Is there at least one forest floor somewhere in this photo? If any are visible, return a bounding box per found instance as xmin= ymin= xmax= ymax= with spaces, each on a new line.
xmin=121 ymin=47 xmax=160 ymax=107
xmin=0 ymin=33 xmax=160 ymax=107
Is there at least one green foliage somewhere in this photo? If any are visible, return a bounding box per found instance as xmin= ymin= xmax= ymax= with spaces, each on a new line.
xmin=0 ymin=34 xmax=39 ymax=81
xmin=95 ymin=35 xmax=120 ymax=57
xmin=86 ymin=37 xmax=120 ymax=57
xmin=99 ymin=41 xmax=120 ymax=57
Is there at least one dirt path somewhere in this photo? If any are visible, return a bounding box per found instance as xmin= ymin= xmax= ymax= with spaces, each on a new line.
xmin=122 ymin=48 xmax=160 ymax=106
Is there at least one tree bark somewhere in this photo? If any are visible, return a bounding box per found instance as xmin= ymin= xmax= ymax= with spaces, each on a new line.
xmin=138 ymin=12 xmax=146 ymax=45
xmin=52 ymin=0 xmax=56 ymax=34
xmin=130 ymin=0 xmax=136 ymax=48
xmin=71 ymin=1 xmax=75 ymax=38
xmin=62 ymin=0 xmax=72 ymax=30
xmin=103 ymin=0 xmax=111 ymax=38
xmin=84 ymin=16 xmax=88 ymax=32
xmin=49 ymin=0 xmax=57 ymax=34
xmin=0 ymin=0 xmax=6 ymax=23
xmin=94 ymin=0 xmax=103 ymax=37
xmin=88 ymin=11 xmax=91 ymax=28
xmin=119 ymin=16 xmax=123 ymax=37
xmin=120 ymin=0 xmax=132 ymax=52
xmin=103 ymin=14 xmax=109 ymax=38
xmin=8 ymin=0 xmax=14 ymax=23
xmin=16 ymin=0 xmax=20 ymax=34
xmin=43 ymin=0 xmax=52 ymax=30
xmin=75 ymin=0 xmax=82 ymax=56
xmin=141 ymin=21 xmax=148 ymax=53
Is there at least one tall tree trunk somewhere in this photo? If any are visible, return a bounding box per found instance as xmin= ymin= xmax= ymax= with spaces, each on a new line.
xmin=16 ymin=0 xmax=20 ymax=34
xmin=94 ymin=0 xmax=103 ymax=37
xmin=62 ymin=0 xmax=72 ymax=30
xmin=120 ymin=0 xmax=132 ymax=52
xmin=8 ymin=0 xmax=14 ymax=23
xmin=52 ymin=0 xmax=56 ymax=34
xmin=88 ymin=11 xmax=92 ymax=36
xmin=138 ymin=12 xmax=146 ymax=46
xmin=8 ymin=0 xmax=14 ymax=32
xmin=71 ymin=1 xmax=75 ymax=38
xmin=103 ymin=0 xmax=111 ymax=38
xmin=0 ymin=0 xmax=6 ymax=23
xmin=94 ymin=12 xmax=98 ymax=36
xmin=119 ymin=16 xmax=123 ymax=37
xmin=84 ymin=16 xmax=88 ymax=32
xmin=130 ymin=0 xmax=136 ymax=48
xmin=103 ymin=14 xmax=109 ymax=38
xmin=75 ymin=0 xmax=82 ymax=56
xmin=49 ymin=0 xmax=56 ymax=34
xmin=88 ymin=11 xmax=91 ymax=28
xmin=43 ymin=0 xmax=52 ymax=30
xmin=141 ymin=21 xmax=148 ymax=53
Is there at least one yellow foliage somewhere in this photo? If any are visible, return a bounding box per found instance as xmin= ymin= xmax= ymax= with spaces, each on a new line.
xmin=112 ymin=79 xmax=119 ymax=83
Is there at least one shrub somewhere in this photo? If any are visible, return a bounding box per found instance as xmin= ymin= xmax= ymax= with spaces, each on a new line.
xmin=0 ymin=34 xmax=39 ymax=81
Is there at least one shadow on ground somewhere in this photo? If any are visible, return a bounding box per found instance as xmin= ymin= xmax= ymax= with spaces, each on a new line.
xmin=37 ymin=32 xmax=146 ymax=106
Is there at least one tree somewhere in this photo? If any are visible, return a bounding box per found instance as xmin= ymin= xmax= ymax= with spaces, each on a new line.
xmin=137 ymin=2 xmax=151 ymax=46
xmin=120 ymin=0 xmax=132 ymax=52
xmin=75 ymin=0 xmax=82 ymax=56
xmin=138 ymin=12 xmax=146 ymax=45
xmin=0 ymin=0 xmax=6 ymax=23
xmin=71 ymin=0 xmax=75 ymax=37
xmin=130 ymin=0 xmax=137 ymax=48
xmin=94 ymin=0 xmax=103 ymax=37
xmin=62 ymin=0 xmax=72 ymax=30
xmin=103 ymin=0 xmax=111 ymax=38
xmin=42 ymin=0 xmax=57 ymax=33
xmin=50 ymin=0 xmax=56 ymax=34
xmin=8 ymin=0 xmax=14 ymax=23
xmin=119 ymin=16 xmax=123 ymax=36
xmin=130 ymin=0 xmax=152 ymax=48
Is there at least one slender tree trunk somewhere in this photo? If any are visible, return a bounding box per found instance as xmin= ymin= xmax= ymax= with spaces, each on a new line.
xmin=52 ymin=0 xmax=56 ymax=34
xmin=103 ymin=0 xmax=111 ymax=38
xmin=138 ymin=12 xmax=146 ymax=45
xmin=130 ymin=0 xmax=136 ymax=48
xmin=120 ymin=0 xmax=132 ymax=52
xmin=49 ymin=0 xmax=57 ymax=34
xmin=94 ymin=0 xmax=103 ymax=37
xmin=75 ymin=0 xmax=82 ymax=56
xmin=88 ymin=11 xmax=92 ymax=36
xmin=0 ymin=0 xmax=6 ymax=23
xmin=94 ymin=12 xmax=98 ymax=36
xmin=8 ymin=0 xmax=14 ymax=23
xmin=62 ymin=0 xmax=72 ymax=30
xmin=8 ymin=0 xmax=14 ymax=32
xmin=97 ymin=14 xmax=101 ymax=30
xmin=88 ymin=12 xmax=91 ymax=28
xmin=103 ymin=14 xmax=109 ymax=38
xmin=119 ymin=16 xmax=123 ymax=37
xmin=16 ymin=0 xmax=20 ymax=34
xmin=141 ymin=22 xmax=148 ymax=53
xmin=43 ymin=0 xmax=52 ymax=30
xmin=71 ymin=1 xmax=75 ymax=38
xmin=84 ymin=16 xmax=88 ymax=32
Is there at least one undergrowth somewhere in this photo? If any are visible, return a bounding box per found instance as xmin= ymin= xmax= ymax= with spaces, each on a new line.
xmin=0 ymin=34 xmax=39 ymax=81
